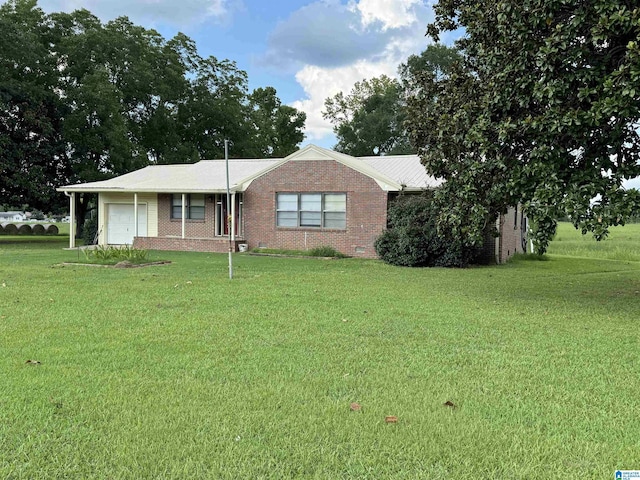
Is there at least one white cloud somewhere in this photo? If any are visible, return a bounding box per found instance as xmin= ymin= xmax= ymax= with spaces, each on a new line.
xmin=349 ymin=0 xmax=422 ymax=31
xmin=292 ymin=60 xmax=399 ymax=141
xmin=264 ymin=1 xmax=391 ymax=69
xmin=289 ymin=0 xmax=433 ymax=143
xmin=37 ymin=0 xmax=236 ymax=27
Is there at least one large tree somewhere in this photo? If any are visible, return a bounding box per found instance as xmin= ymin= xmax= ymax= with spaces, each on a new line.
xmin=323 ymin=45 xmax=462 ymax=157
xmin=247 ymin=87 xmax=306 ymax=158
xmin=0 ymin=0 xmax=67 ymax=211
xmin=323 ymin=75 xmax=409 ymax=156
xmin=399 ymin=43 xmax=462 ymax=85
xmin=408 ymin=0 xmax=640 ymax=253
xmin=0 ymin=0 xmax=307 ymax=226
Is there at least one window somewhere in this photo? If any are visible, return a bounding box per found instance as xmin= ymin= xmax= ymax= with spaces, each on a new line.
xmin=171 ymin=194 xmax=205 ymax=220
xmin=276 ymin=193 xmax=346 ymax=229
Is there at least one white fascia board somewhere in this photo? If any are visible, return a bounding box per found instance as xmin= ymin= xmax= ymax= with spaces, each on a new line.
xmin=57 ymin=187 xmax=240 ymax=194
xmin=373 ymin=180 xmax=400 ymax=192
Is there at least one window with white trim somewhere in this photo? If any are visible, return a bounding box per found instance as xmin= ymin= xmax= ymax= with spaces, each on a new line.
xmin=276 ymin=193 xmax=346 ymax=229
xmin=171 ymin=194 xmax=205 ymax=220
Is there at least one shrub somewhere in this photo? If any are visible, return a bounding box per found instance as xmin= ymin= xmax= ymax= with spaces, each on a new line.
xmin=308 ymin=246 xmax=348 ymax=258
xmin=83 ymin=245 xmax=149 ymax=264
xmin=31 ymin=209 xmax=45 ymax=220
xmin=82 ymin=215 xmax=98 ymax=245
xmin=375 ymin=194 xmax=478 ymax=268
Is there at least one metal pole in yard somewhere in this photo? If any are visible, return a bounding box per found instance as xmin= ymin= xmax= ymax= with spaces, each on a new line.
xmin=225 ymin=139 xmax=233 ymax=280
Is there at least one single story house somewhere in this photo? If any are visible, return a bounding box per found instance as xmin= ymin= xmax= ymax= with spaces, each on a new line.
xmin=0 ymin=211 xmax=26 ymax=222
xmin=57 ymin=144 xmax=526 ymax=263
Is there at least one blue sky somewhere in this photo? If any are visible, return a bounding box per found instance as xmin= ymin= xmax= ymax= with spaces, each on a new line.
xmin=36 ymin=0 xmax=439 ymax=149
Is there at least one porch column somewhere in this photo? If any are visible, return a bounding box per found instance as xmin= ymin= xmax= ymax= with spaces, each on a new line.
xmin=69 ymin=192 xmax=76 ymax=249
xmin=133 ymin=193 xmax=138 ymax=238
xmin=181 ymin=193 xmax=186 ymax=239
xmin=231 ymin=192 xmax=236 ymax=242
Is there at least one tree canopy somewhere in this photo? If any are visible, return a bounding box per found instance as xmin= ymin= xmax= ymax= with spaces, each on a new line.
xmin=0 ymin=0 xmax=306 ymax=215
xmin=408 ymin=0 xmax=640 ymax=253
xmin=323 ymin=75 xmax=409 ymax=156
xmin=322 ymin=45 xmax=462 ymax=157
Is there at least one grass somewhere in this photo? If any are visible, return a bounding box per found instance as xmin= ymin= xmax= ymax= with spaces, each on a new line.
xmin=547 ymin=221 xmax=640 ymax=262
xmin=0 ymin=226 xmax=639 ymax=478
xmin=252 ymin=246 xmax=348 ymax=258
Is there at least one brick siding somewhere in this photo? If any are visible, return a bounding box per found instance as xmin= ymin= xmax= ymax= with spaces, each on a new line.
xmin=497 ymin=206 xmax=527 ymax=263
xmin=243 ymin=160 xmax=388 ymax=258
xmin=156 ymin=193 xmax=220 ymax=239
xmin=134 ymin=236 xmax=241 ymax=253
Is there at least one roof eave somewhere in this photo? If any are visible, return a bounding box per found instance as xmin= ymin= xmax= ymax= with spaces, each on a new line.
xmin=57 ymin=187 xmax=241 ymax=194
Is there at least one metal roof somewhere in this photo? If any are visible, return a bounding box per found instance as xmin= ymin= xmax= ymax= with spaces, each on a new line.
xmin=58 ymin=159 xmax=278 ymax=193
xmin=57 ymin=145 xmax=441 ymax=193
xmin=359 ymin=154 xmax=442 ymax=190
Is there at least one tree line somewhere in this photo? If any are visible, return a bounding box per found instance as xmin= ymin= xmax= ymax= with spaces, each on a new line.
xmin=0 ymin=0 xmax=306 ymax=219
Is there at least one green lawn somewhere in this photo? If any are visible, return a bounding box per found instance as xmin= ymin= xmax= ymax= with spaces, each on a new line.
xmin=1 ymin=226 xmax=639 ymax=479
xmin=547 ymin=221 xmax=640 ymax=262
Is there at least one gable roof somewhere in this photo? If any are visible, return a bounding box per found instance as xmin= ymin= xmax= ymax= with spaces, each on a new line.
xmin=58 ymin=144 xmax=441 ymax=193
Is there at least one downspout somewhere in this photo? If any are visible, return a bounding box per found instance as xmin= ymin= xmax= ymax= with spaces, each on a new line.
xmin=64 ymin=191 xmax=76 ymax=249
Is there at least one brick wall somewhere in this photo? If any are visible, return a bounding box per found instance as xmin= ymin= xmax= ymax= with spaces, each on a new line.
xmin=476 ymin=226 xmax=499 ymax=264
xmin=497 ymin=206 xmax=526 ymax=263
xmin=243 ymin=160 xmax=388 ymax=258
xmin=157 ymin=193 xmax=218 ymax=239
xmin=134 ymin=236 xmax=241 ymax=253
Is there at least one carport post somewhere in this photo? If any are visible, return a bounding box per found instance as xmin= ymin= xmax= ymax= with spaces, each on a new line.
xmin=181 ymin=193 xmax=186 ymax=239
xmin=68 ymin=192 xmax=76 ymax=249
xmin=134 ymin=193 xmax=138 ymax=239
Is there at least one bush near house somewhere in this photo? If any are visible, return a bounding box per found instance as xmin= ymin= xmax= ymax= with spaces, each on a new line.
xmin=375 ymin=193 xmax=478 ymax=267
xmin=82 ymin=245 xmax=150 ymax=265
xmin=82 ymin=216 xmax=98 ymax=245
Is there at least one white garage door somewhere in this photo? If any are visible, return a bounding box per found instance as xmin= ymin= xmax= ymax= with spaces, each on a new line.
xmin=107 ymin=204 xmax=147 ymax=245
